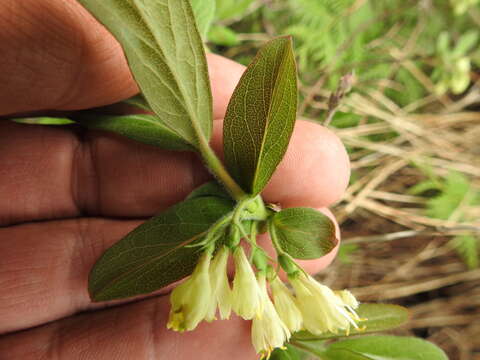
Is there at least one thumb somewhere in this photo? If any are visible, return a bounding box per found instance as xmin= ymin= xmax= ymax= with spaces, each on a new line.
xmin=0 ymin=0 xmax=245 ymax=119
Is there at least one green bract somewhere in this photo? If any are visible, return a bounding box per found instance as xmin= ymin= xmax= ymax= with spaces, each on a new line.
xmin=270 ymin=208 xmax=338 ymax=259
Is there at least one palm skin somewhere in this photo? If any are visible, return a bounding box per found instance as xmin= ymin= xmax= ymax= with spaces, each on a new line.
xmin=0 ymin=1 xmax=350 ymax=358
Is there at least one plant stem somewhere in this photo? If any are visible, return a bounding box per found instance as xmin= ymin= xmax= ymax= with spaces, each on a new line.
xmin=197 ymin=135 xmax=247 ymax=201
xmin=268 ymin=220 xmax=286 ymax=255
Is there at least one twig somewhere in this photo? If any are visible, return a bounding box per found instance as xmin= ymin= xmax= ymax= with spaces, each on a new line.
xmin=323 ymin=72 xmax=355 ymax=126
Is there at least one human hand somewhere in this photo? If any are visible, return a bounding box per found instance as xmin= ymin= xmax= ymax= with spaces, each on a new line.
xmin=0 ymin=1 xmax=350 ymax=359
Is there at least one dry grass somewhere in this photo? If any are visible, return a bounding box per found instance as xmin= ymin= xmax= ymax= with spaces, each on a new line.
xmin=219 ymin=2 xmax=480 ymax=357
xmin=309 ymin=78 xmax=480 ymax=359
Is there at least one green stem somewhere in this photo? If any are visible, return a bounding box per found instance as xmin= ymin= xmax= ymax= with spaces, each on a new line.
xmin=268 ymin=220 xmax=286 ymax=255
xmin=196 ymin=134 xmax=247 ymax=201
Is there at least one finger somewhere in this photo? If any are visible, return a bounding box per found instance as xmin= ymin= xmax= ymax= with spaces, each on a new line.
xmin=0 ymin=210 xmax=340 ymax=334
xmin=0 ymin=120 xmax=349 ymax=226
xmin=0 ymin=295 xmax=256 ymax=360
xmin=0 ymin=0 xmax=245 ymax=118
xmin=0 ymin=218 xmax=140 ymax=334
xmin=211 ymin=120 xmax=350 ymax=208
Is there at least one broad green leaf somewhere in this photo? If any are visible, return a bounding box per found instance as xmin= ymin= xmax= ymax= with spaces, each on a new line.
xmin=190 ymin=0 xmax=216 ymax=39
xmin=223 ymin=37 xmax=298 ymax=195
xmin=78 ymin=0 xmax=213 ymax=148
xmin=78 ymin=114 xmax=192 ymax=151
xmin=321 ymin=336 xmax=448 ymax=360
xmin=291 ymin=340 xmax=326 ymax=358
xmin=270 ymin=344 xmax=308 ymax=360
xmin=89 ymin=196 xmax=234 ymax=301
xmin=12 ymin=117 xmax=74 ymax=125
xmin=215 ymin=0 xmax=255 ymax=20
xmin=292 ymin=304 xmax=410 ymax=341
xmin=208 ymin=25 xmax=240 ymax=46
xmin=270 ymin=207 xmax=337 ymax=259
xmin=186 ymin=181 xmax=232 ymax=200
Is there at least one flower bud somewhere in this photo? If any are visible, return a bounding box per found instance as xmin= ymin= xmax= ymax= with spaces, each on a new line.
xmin=231 ymin=247 xmax=263 ymax=319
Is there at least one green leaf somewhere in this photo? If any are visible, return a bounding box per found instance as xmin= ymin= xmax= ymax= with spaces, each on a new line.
xmin=186 ymin=181 xmax=232 ymax=200
xmin=453 ymin=30 xmax=479 ymax=57
xmin=291 ymin=340 xmax=327 ymax=358
xmin=321 ymin=336 xmax=448 ymax=360
xmin=270 ymin=207 xmax=337 ymax=259
xmin=12 ymin=117 xmax=74 ymax=125
xmin=78 ymin=0 xmax=213 ymax=149
xmin=223 ymin=36 xmax=298 ymax=195
xmin=89 ymin=196 xmax=234 ymax=301
xmin=77 ymin=114 xmax=192 ymax=151
xmin=270 ymin=344 xmax=308 ymax=360
xmin=208 ymin=25 xmax=240 ymax=46
xmin=426 ymin=171 xmax=471 ymax=220
xmin=451 ymin=234 xmax=479 ymax=269
xmin=292 ymin=304 xmax=410 ymax=341
xmin=215 ymin=0 xmax=255 ymax=20
xmin=190 ymin=0 xmax=216 ymax=39
xmin=123 ymin=94 xmax=151 ymax=112
xmin=338 ymin=243 xmax=360 ymax=264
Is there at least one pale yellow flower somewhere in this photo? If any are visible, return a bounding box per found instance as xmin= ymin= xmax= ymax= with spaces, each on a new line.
xmin=336 ymin=289 xmax=359 ymax=309
xmin=290 ymin=273 xmax=359 ymax=335
xmin=252 ymin=274 xmax=290 ymax=358
xmin=167 ymin=252 xmax=212 ymax=332
xmin=231 ymin=246 xmax=263 ymax=319
xmin=270 ymin=276 xmax=303 ymax=332
xmin=336 ymin=289 xmax=362 ymax=322
xmin=206 ymin=246 xmax=232 ymax=321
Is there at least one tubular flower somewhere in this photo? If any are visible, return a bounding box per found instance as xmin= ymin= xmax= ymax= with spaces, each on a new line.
xmin=231 ymin=246 xmax=263 ymax=319
xmin=335 ymin=289 xmax=362 ymax=324
xmin=270 ymin=276 xmax=303 ymax=332
xmin=252 ymin=273 xmax=291 ymax=359
xmin=336 ymin=289 xmax=359 ymax=309
xmin=206 ymin=246 xmax=232 ymax=321
xmin=290 ymin=273 xmax=359 ymax=335
xmin=167 ymin=251 xmax=213 ymax=332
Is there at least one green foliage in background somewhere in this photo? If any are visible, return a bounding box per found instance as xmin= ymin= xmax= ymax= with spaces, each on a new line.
xmin=205 ymin=0 xmax=479 ymax=107
xmin=202 ymin=0 xmax=479 ymax=272
xmin=410 ymin=171 xmax=480 ymax=269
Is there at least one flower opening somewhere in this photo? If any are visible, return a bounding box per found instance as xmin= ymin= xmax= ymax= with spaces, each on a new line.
xmin=270 ymin=276 xmax=303 ymax=332
xmin=252 ymin=273 xmax=290 ymax=358
xmin=167 ymin=251 xmax=213 ymax=332
xmin=206 ymin=246 xmax=232 ymax=321
xmin=290 ymin=273 xmax=359 ymax=335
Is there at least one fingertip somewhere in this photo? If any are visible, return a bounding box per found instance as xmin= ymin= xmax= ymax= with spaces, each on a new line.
xmin=210 ymin=119 xmax=350 ymax=208
xmin=207 ymin=54 xmax=246 ymax=120
xmin=262 ymin=120 xmax=350 ymax=208
xmin=163 ymin=314 xmax=256 ymax=359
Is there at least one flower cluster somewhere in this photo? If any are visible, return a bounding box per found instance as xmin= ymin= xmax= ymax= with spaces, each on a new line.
xmin=167 ymin=245 xmax=362 ymax=358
